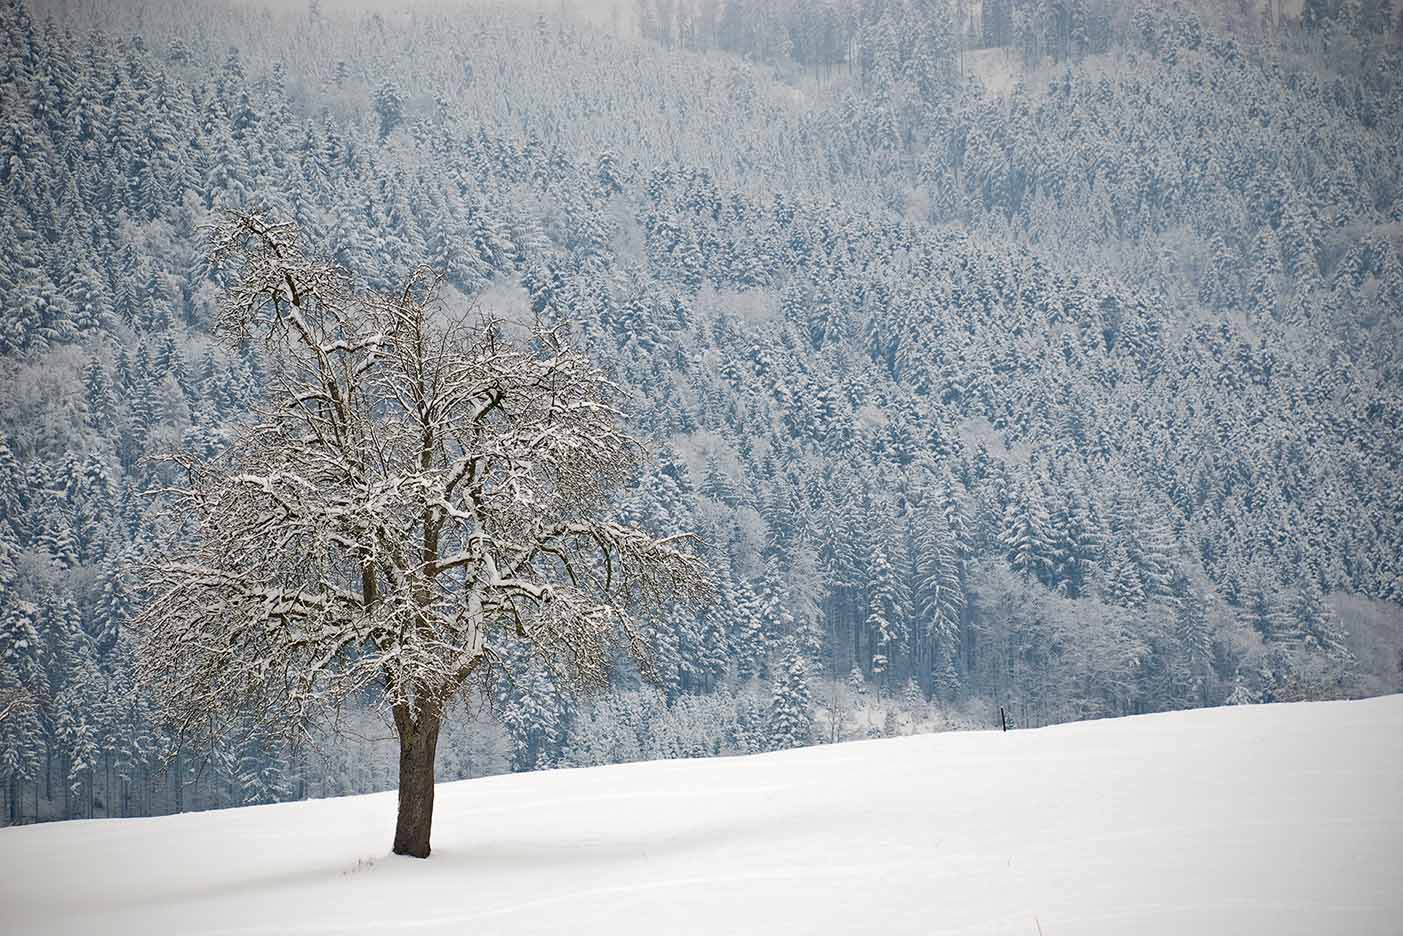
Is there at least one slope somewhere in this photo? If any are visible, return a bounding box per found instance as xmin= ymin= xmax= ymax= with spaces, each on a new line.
xmin=3 ymin=696 xmax=1401 ymax=936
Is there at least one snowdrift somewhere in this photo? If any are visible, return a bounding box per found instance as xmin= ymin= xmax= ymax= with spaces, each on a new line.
xmin=4 ymin=697 xmax=1401 ymax=935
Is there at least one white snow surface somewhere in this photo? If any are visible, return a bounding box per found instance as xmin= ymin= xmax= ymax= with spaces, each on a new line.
xmin=5 ymin=697 xmax=1402 ymax=936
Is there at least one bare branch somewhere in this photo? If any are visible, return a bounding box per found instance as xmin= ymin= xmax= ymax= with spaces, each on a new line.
xmin=137 ymin=211 xmax=712 ymax=749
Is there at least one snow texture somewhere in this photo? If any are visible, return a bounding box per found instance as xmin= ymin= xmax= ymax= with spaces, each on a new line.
xmin=4 ymin=696 xmax=1401 ymax=935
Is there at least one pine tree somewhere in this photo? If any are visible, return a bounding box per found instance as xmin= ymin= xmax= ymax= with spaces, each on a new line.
xmin=1050 ymin=489 xmax=1101 ymax=597
xmin=1286 ymin=578 xmax=1350 ymax=660
xmin=1236 ymin=568 xmax=1285 ymax=642
xmin=372 ymin=81 xmax=403 ymax=141
xmin=695 ymin=604 xmax=730 ymax=691
xmin=846 ymin=665 xmax=866 ymax=700
xmin=1225 ymin=683 xmax=1258 ymax=705
xmin=1000 ymin=479 xmax=1056 ymax=585
xmin=1376 ymin=240 xmax=1403 ymax=311
xmin=766 ymin=640 xmax=814 ymax=750
xmin=700 ymin=450 xmax=738 ymax=506
xmin=93 ymin=560 xmax=131 ymax=652
xmin=729 ymin=691 xmax=767 ymax=754
xmin=82 ymin=357 xmax=113 ymax=429
xmin=1279 ymin=192 xmax=1321 ymax=297
xmin=932 ymin=651 xmax=962 ymax=700
xmin=729 ymin=577 xmax=767 ymax=683
xmin=1176 ymin=588 xmax=1212 ymax=663
xmin=0 ymin=442 xmax=23 ymax=540
xmin=1104 ymin=544 xmax=1147 ymax=610
xmin=644 ymin=616 xmax=685 ymax=699
xmin=756 ymin=557 xmax=795 ymax=646
xmin=1250 ymin=228 xmax=1283 ymax=319
xmin=495 ymin=647 xmax=571 ymax=773
xmin=865 ymin=543 xmax=902 ymax=683
xmin=0 ymin=657 xmax=43 ymax=822
xmin=35 ymin=500 xmax=79 ymax=570
xmin=1127 ymin=500 xmax=1177 ymax=601
xmin=900 ymin=676 xmax=925 ymax=718
xmin=72 ymin=454 xmax=113 ymax=565
xmin=913 ymin=510 xmax=963 ymax=673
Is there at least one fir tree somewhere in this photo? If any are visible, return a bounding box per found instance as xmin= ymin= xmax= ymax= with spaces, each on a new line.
xmin=766 ymin=639 xmax=814 ymax=751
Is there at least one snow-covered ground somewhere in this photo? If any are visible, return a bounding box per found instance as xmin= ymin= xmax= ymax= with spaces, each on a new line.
xmin=5 ymin=697 xmax=1401 ymax=935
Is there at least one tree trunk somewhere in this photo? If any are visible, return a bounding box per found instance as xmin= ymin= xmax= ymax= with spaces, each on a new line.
xmin=392 ymin=715 xmax=441 ymax=858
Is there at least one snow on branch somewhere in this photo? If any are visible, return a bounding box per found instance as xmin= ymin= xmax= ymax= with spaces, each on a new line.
xmin=136 ymin=212 xmax=710 ymax=747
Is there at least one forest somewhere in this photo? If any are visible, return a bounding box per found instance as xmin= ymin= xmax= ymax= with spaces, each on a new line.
xmin=1 ymin=0 xmax=1401 ymax=824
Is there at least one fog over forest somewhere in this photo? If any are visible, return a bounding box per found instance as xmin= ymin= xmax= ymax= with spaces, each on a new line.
xmin=1 ymin=0 xmax=1401 ymax=829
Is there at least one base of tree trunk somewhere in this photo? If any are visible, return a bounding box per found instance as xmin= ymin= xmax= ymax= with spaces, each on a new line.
xmin=392 ymin=719 xmax=440 ymax=859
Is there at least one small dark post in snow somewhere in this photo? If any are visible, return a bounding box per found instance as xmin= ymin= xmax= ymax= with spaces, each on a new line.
xmin=999 ymin=706 xmax=1008 ymax=732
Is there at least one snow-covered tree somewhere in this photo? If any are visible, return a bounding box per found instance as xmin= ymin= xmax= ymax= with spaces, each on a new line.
xmin=134 ymin=213 xmax=709 ymax=857
xmin=767 ymin=639 xmax=813 ymax=750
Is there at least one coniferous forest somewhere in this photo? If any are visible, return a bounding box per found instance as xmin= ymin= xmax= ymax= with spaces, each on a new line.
xmin=1 ymin=0 xmax=1401 ymax=824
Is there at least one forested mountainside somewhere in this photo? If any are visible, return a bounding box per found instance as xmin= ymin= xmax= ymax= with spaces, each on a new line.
xmin=1 ymin=0 xmax=1401 ymax=823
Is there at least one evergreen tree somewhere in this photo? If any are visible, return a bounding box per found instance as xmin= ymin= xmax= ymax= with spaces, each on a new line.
xmin=1225 ymin=683 xmax=1258 ymax=705
xmin=900 ymin=676 xmax=925 ymax=719
xmin=373 ymin=81 xmax=403 ymax=141
xmin=0 ymin=658 xmax=43 ymax=822
xmin=913 ymin=510 xmax=963 ymax=673
xmin=846 ymin=665 xmax=866 ymax=700
xmin=729 ymin=691 xmax=767 ymax=754
xmin=82 ymin=357 xmax=113 ymax=430
xmin=1250 ymin=228 xmax=1283 ymax=319
xmin=1000 ymin=479 xmax=1056 ymax=585
xmin=865 ymin=543 xmax=902 ymax=683
xmin=1176 ymin=588 xmax=1213 ymax=664
xmin=1286 ymin=578 xmax=1350 ymax=660
xmin=766 ymin=639 xmax=814 ymax=750
xmin=495 ymin=647 xmax=571 ymax=773
xmin=1104 ymin=544 xmax=1147 ymax=610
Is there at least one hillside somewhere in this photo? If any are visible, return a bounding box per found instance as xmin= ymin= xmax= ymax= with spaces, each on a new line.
xmin=2 ymin=0 xmax=1402 ymax=823
xmin=4 ymin=697 xmax=1401 ymax=935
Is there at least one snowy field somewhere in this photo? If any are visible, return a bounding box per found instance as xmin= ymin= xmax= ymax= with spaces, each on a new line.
xmin=4 ymin=697 xmax=1401 ymax=936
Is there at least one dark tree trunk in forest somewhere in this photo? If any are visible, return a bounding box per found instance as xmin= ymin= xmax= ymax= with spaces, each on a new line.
xmin=392 ymin=715 xmax=441 ymax=859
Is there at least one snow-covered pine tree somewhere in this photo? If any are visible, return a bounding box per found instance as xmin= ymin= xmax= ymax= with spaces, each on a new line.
xmin=1285 ymin=578 xmax=1350 ymax=661
xmin=1175 ymin=588 xmax=1213 ymax=664
xmin=729 ymin=690 xmax=767 ymax=754
xmin=729 ymin=576 xmax=767 ymax=683
xmin=0 ymin=658 xmax=42 ymax=823
xmin=1103 ymin=544 xmax=1148 ymax=610
xmin=865 ymin=542 xmax=899 ymax=685
xmin=766 ymin=639 xmax=814 ymax=751
xmin=900 ymin=676 xmax=925 ymax=718
xmin=1000 ymin=478 xmax=1056 ymax=586
xmin=913 ymin=509 xmax=964 ymax=682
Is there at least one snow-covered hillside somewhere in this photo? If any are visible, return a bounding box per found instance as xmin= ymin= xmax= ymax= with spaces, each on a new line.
xmin=5 ymin=698 xmax=1401 ymax=936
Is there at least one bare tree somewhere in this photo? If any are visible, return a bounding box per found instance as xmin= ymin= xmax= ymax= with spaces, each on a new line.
xmin=135 ymin=212 xmax=709 ymax=858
